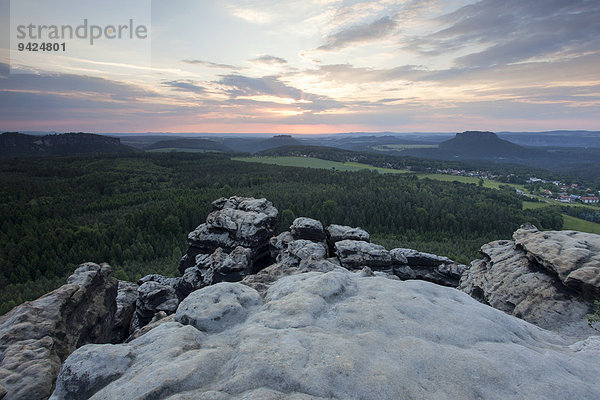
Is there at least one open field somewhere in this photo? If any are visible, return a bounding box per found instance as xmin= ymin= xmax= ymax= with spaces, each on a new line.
xmin=562 ymin=215 xmax=600 ymax=234
xmin=235 ymin=157 xmax=531 ymax=190
xmin=415 ymin=173 xmax=526 ymax=191
xmin=522 ymin=201 xmax=552 ymax=210
xmin=523 ymin=200 xmax=600 ymax=211
xmin=232 ymin=156 xmax=411 ymax=174
xmin=147 ymin=148 xmax=219 ymax=153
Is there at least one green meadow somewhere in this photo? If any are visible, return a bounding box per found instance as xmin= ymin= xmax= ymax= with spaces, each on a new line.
xmin=232 ymin=156 xmax=411 ymax=174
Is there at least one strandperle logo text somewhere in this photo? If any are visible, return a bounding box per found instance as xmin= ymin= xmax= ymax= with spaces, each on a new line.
xmin=16 ymin=19 xmax=148 ymax=45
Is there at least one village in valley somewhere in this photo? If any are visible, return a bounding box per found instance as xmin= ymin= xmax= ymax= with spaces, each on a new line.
xmin=435 ymin=168 xmax=600 ymax=206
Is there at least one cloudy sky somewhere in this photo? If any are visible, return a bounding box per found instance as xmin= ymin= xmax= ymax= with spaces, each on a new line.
xmin=1 ymin=0 xmax=599 ymax=134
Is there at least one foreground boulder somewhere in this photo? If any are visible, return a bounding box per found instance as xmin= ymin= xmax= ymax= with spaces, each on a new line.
xmin=52 ymin=268 xmax=600 ymax=400
xmin=460 ymin=225 xmax=599 ymax=337
xmin=179 ymin=196 xmax=278 ymax=273
xmin=0 ymin=263 xmax=117 ymax=400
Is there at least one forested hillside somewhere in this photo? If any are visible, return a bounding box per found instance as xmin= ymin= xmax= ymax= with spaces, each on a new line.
xmin=0 ymin=153 xmax=562 ymax=314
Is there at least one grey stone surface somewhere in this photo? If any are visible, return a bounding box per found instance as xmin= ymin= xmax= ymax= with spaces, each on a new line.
xmin=513 ymin=224 xmax=600 ymax=300
xmin=175 ymin=283 xmax=262 ymax=333
xmin=459 ymin=239 xmax=595 ymax=337
xmin=389 ymin=248 xmax=408 ymax=265
xmin=52 ymin=269 xmax=600 ymax=400
xmin=277 ymin=240 xmax=328 ymax=267
xmin=334 ymin=239 xmax=391 ymax=269
xmin=50 ymin=344 xmax=133 ymax=400
xmin=298 ymin=257 xmax=338 ymax=274
xmin=0 ymin=263 xmax=117 ymax=400
xmin=290 ymin=217 xmax=326 ymax=241
xmin=241 ymin=263 xmax=299 ymax=295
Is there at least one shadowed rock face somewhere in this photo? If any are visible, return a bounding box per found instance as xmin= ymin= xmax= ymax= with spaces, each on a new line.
xmin=390 ymin=248 xmax=466 ymax=287
xmin=460 ymin=225 xmax=599 ymax=337
xmin=110 ymin=281 xmax=138 ymax=344
xmin=0 ymin=263 xmax=117 ymax=400
xmin=51 ymin=269 xmax=600 ymax=400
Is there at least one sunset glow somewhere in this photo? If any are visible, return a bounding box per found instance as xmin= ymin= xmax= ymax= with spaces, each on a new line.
xmin=1 ymin=0 xmax=599 ymax=133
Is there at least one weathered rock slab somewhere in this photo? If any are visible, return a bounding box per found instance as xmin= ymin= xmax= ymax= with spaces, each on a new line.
xmin=460 ymin=239 xmax=595 ymax=337
xmin=277 ymin=240 xmax=328 ymax=267
xmin=52 ymin=269 xmax=600 ymax=400
xmin=326 ymin=224 xmax=370 ymax=243
xmin=513 ymin=224 xmax=600 ymax=300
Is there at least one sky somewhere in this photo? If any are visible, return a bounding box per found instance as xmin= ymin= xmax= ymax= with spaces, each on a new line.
xmin=1 ymin=0 xmax=599 ymax=134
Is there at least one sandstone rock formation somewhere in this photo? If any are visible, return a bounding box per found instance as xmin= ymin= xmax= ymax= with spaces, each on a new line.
xmin=51 ymin=268 xmax=600 ymax=400
xmin=128 ymin=197 xmax=280 ymax=332
xmin=460 ymin=225 xmax=599 ymax=337
xmin=179 ymin=196 xmax=278 ymax=273
xmin=513 ymin=224 xmax=600 ymax=300
xmin=0 ymin=263 xmax=117 ymax=400
xmin=5 ymin=196 xmax=600 ymax=400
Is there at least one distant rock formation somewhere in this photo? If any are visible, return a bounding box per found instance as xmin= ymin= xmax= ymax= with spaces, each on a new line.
xmin=0 ymin=263 xmax=117 ymax=400
xmin=438 ymin=130 xmax=526 ymax=156
xmin=51 ymin=269 xmax=600 ymax=400
xmin=460 ymin=224 xmax=599 ymax=337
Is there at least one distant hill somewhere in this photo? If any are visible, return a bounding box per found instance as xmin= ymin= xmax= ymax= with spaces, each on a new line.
xmin=497 ymin=131 xmax=600 ymax=148
xmin=254 ymin=135 xmax=302 ymax=152
xmin=145 ymin=138 xmax=230 ymax=152
xmin=404 ymin=131 xmax=600 ymax=170
xmin=214 ymin=135 xmax=302 ymax=153
xmin=438 ymin=131 xmax=529 ymax=157
xmin=0 ymin=132 xmax=136 ymax=159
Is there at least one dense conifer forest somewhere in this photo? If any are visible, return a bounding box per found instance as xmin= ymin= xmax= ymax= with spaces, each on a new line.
xmin=0 ymin=152 xmax=563 ymax=314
